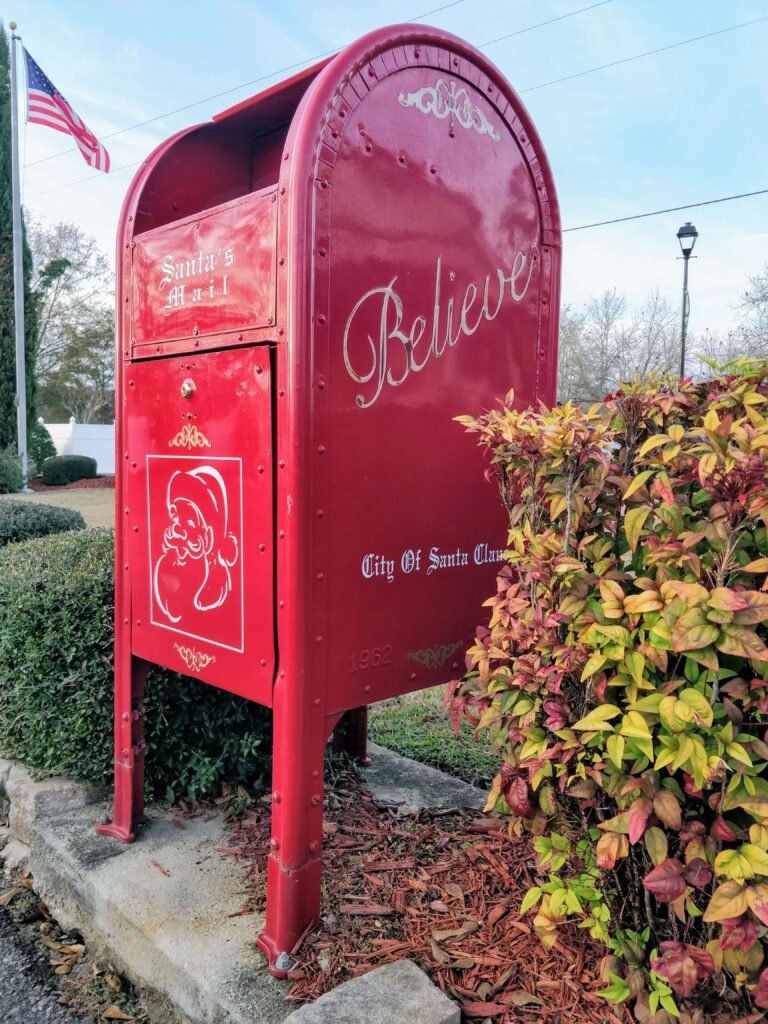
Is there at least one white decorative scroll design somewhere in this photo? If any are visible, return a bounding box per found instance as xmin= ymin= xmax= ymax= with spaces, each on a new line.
xmin=153 ymin=465 xmax=240 ymax=623
xmin=398 ymin=78 xmax=501 ymax=142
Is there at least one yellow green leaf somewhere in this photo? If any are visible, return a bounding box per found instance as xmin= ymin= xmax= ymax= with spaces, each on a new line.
xmin=520 ymin=887 xmax=542 ymax=914
xmin=483 ymin=773 xmax=503 ymax=813
xmin=624 ymin=590 xmax=664 ymax=614
xmin=726 ymin=741 xmax=753 ymax=768
xmin=644 ymin=826 xmax=668 ymax=867
xmin=623 ymin=471 xmax=654 ymax=500
xmin=624 ymin=651 xmax=645 ymax=687
xmin=606 ymin=733 xmax=625 ymax=768
xmin=580 ymin=652 xmax=608 ymax=682
xmin=703 ymin=881 xmax=750 ymax=922
xmin=625 ymin=506 xmax=651 ymax=553
xmin=714 ymin=849 xmax=754 ymax=883
xmin=638 ymin=434 xmax=670 ymax=457
xmin=742 ymin=844 xmax=768 ymax=876
xmin=678 ymin=688 xmax=714 ymax=727
xmin=572 ymin=705 xmax=621 ymax=731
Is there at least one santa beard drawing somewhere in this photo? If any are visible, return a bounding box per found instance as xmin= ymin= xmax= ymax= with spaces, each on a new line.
xmin=153 ymin=465 xmax=239 ymax=625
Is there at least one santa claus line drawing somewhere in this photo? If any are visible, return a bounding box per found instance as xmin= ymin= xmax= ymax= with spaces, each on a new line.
xmin=153 ymin=465 xmax=239 ymax=624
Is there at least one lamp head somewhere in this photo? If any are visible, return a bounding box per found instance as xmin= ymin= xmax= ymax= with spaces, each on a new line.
xmin=677 ymin=221 xmax=699 ymax=258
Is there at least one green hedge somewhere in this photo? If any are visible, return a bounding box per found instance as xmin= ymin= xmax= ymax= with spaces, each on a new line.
xmin=0 ymin=500 xmax=85 ymax=548
xmin=28 ymin=422 xmax=57 ymax=476
xmin=42 ymin=454 xmax=97 ymax=486
xmin=0 ymin=450 xmax=22 ymax=494
xmin=0 ymin=529 xmax=271 ymax=799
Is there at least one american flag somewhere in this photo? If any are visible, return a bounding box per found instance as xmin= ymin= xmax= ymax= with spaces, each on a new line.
xmin=24 ymin=48 xmax=110 ymax=172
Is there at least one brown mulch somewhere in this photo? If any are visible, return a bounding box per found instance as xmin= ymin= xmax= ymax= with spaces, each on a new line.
xmin=28 ymin=475 xmax=115 ymax=491
xmin=229 ymin=773 xmax=628 ymax=1024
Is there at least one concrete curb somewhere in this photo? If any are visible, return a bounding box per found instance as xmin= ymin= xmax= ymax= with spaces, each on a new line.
xmin=0 ymin=747 xmax=474 ymax=1024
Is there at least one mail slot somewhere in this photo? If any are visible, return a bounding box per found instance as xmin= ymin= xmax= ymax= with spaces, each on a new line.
xmin=98 ymin=22 xmax=561 ymax=974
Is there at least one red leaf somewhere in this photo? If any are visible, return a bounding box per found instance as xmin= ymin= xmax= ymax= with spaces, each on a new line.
xmin=719 ymin=915 xmax=759 ymax=953
xmin=503 ymin=776 xmax=534 ymax=818
xmin=651 ymin=941 xmax=714 ymax=997
xmin=628 ymin=797 xmax=653 ymax=845
xmin=643 ymin=859 xmax=687 ymax=902
xmin=653 ymin=791 xmax=682 ymax=831
xmin=712 ymin=816 xmax=738 ymax=842
xmin=683 ymin=858 xmax=713 ymax=889
xmin=754 ymin=968 xmax=768 ymax=1009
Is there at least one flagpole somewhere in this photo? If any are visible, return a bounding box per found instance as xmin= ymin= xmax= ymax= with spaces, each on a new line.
xmin=8 ymin=22 xmax=28 ymax=490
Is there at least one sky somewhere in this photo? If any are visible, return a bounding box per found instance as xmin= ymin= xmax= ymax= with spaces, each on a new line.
xmin=7 ymin=0 xmax=768 ymax=337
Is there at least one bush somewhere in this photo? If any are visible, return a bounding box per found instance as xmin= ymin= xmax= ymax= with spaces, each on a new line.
xmin=28 ymin=422 xmax=57 ymax=476
xmin=42 ymin=454 xmax=98 ymax=486
xmin=448 ymin=360 xmax=768 ymax=1017
xmin=0 ymin=500 xmax=85 ymax=547
xmin=0 ymin=449 xmax=22 ymax=494
xmin=0 ymin=528 xmax=270 ymax=800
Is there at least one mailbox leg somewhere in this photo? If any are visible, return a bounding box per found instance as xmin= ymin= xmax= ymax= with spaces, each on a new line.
xmin=96 ymin=653 xmax=148 ymax=843
xmin=257 ymin=690 xmax=338 ymax=976
xmin=332 ymin=706 xmax=371 ymax=766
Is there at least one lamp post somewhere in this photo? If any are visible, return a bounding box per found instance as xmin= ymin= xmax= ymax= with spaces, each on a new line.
xmin=676 ymin=221 xmax=698 ymax=378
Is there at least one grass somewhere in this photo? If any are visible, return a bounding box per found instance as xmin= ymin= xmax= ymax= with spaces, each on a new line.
xmin=368 ymin=685 xmax=498 ymax=789
xmin=0 ymin=486 xmax=114 ymax=527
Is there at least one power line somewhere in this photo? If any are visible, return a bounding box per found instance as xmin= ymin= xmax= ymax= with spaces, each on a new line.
xmin=24 ymin=0 xmax=612 ymax=173
xmin=24 ymin=0 xmax=470 ymax=170
xmin=520 ymin=14 xmax=768 ymax=93
xmin=26 ymin=12 xmax=768 ymax=200
xmin=563 ymin=187 xmax=768 ymax=233
xmin=481 ymin=0 xmax=613 ymax=48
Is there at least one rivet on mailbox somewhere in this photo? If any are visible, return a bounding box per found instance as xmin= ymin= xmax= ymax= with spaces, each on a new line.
xmin=97 ymin=23 xmax=561 ymax=977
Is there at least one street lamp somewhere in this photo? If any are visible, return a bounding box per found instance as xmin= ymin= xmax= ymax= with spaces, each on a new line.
xmin=676 ymin=221 xmax=699 ymax=377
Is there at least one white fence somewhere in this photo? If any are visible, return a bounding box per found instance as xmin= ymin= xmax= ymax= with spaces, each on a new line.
xmin=41 ymin=418 xmax=115 ymax=475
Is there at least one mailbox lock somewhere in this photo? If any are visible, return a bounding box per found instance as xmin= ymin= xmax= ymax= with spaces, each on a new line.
xmin=180 ymin=378 xmax=196 ymax=399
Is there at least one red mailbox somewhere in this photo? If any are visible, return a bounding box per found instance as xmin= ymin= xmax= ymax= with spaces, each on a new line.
xmin=99 ymin=23 xmax=560 ymax=974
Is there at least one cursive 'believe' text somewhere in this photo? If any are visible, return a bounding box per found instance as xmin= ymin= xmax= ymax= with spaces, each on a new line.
xmin=343 ymin=249 xmax=537 ymax=409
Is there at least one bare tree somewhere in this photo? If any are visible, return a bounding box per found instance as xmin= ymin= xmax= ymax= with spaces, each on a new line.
xmin=734 ymin=263 xmax=768 ymax=355
xmin=556 ymin=305 xmax=586 ymax=403
xmin=578 ymin=288 xmax=625 ymax=401
xmin=28 ymin=219 xmax=113 ymax=381
xmin=615 ymin=291 xmax=679 ymax=382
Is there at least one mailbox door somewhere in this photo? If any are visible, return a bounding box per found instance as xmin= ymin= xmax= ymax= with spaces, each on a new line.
xmin=124 ymin=346 xmax=275 ymax=705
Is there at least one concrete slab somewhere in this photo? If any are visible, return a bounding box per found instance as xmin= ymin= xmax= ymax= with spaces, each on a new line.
xmin=284 ymin=960 xmax=460 ymax=1024
xmin=15 ymin=802 xmax=290 ymax=1024
xmin=362 ymin=743 xmax=486 ymax=812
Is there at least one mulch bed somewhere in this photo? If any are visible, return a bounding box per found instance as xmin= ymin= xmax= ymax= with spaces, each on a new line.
xmin=227 ymin=770 xmax=629 ymax=1024
xmin=28 ymin=476 xmax=115 ymax=491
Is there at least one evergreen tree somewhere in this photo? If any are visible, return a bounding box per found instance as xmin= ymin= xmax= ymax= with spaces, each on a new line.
xmin=0 ymin=23 xmax=37 ymax=452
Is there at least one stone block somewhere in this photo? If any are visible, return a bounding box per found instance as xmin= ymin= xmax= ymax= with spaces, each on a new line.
xmin=6 ymin=767 xmax=96 ymax=846
xmin=284 ymin=960 xmax=460 ymax=1024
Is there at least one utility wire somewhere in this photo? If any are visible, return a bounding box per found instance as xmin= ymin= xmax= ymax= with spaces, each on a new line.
xmin=520 ymin=14 xmax=768 ymax=93
xmin=27 ymin=12 xmax=768 ymax=201
xmin=563 ymin=187 xmax=768 ymax=233
xmin=23 ymin=0 xmax=469 ymax=169
xmin=481 ymin=0 xmax=613 ymax=48
xmin=24 ymin=0 xmax=611 ymax=171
